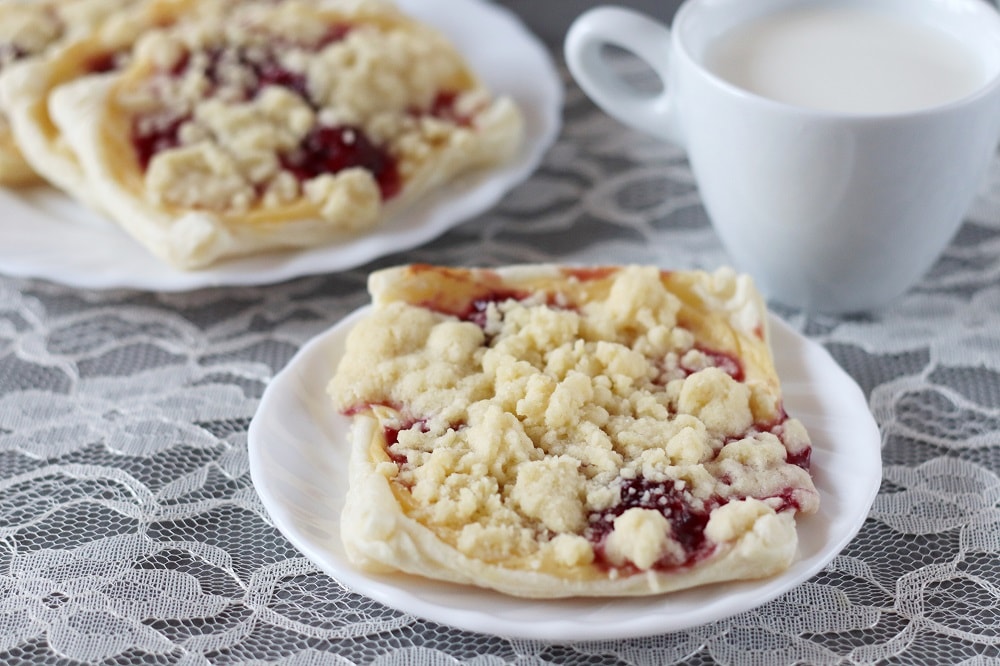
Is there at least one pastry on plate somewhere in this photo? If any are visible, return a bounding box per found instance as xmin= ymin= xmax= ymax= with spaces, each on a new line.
xmin=329 ymin=264 xmax=820 ymax=598
xmin=0 ymin=0 xmax=198 ymax=205
xmin=48 ymin=0 xmax=524 ymax=269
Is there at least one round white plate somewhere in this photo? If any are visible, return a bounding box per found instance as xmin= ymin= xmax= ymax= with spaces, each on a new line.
xmin=0 ymin=0 xmax=562 ymax=291
xmin=248 ymin=306 xmax=883 ymax=641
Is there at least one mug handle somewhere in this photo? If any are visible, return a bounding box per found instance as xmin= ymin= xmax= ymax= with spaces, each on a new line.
xmin=564 ymin=6 xmax=683 ymax=146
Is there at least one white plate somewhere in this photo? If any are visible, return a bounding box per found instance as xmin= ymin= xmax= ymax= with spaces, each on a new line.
xmin=0 ymin=0 xmax=562 ymax=291
xmin=248 ymin=306 xmax=883 ymax=641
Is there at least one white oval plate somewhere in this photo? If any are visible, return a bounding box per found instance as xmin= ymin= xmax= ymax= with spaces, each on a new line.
xmin=0 ymin=0 xmax=562 ymax=291
xmin=248 ymin=306 xmax=883 ymax=641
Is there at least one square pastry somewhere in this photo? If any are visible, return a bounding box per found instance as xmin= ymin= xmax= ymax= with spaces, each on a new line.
xmin=328 ymin=264 xmax=819 ymax=598
xmin=43 ymin=0 xmax=523 ymax=269
xmin=0 ymin=0 xmax=144 ymax=185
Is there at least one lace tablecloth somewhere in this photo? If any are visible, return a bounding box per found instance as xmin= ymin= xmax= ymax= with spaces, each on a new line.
xmin=3 ymin=4 xmax=1000 ymax=664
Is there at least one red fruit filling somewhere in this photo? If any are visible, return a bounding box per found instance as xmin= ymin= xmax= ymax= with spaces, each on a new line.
xmin=280 ymin=125 xmax=401 ymax=199
xmin=199 ymin=24 xmax=351 ymax=102
xmin=345 ymin=385 xmax=810 ymax=573
xmin=586 ymin=464 xmax=809 ymax=572
xmin=680 ymin=346 xmax=744 ymax=381
xmin=758 ymin=418 xmax=812 ymax=471
xmin=383 ymin=419 xmax=428 ymax=466
xmin=426 ymin=91 xmax=473 ymax=126
xmin=586 ymin=478 xmax=717 ymax=571
xmin=465 ymin=291 xmax=535 ymax=328
xmin=85 ymin=50 xmax=122 ymax=74
xmin=380 ymin=415 xmax=466 ymax=481
xmin=132 ymin=113 xmax=189 ymax=171
xmin=785 ymin=446 xmax=811 ymax=470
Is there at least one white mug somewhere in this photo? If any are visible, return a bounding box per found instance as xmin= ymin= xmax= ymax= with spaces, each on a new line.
xmin=565 ymin=0 xmax=1000 ymax=313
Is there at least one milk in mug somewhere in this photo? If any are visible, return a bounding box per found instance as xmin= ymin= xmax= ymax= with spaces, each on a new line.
xmin=565 ymin=0 xmax=1000 ymax=311
xmin=703 ymin=6 xmax=988 ymax=114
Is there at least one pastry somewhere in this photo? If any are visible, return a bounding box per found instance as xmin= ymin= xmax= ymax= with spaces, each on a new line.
xmin=329 ymin=264 xmax=820 ymax=598
xmin=48 ymin=0 xmax=523 ymax=269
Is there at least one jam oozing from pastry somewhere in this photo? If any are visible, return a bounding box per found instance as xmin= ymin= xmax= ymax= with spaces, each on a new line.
xmin=586 ymin=477 xmax=716 ymax=570
xmin=86 ymin=50 xmax=121 ymax=74
xmin=785 ymin=447 xmax=811 ymax=470
xmin=132 ymin=114 xmax=189 ymax=170
xmin=383 ymin=419 xmax=428 ymax=467
xmin=681 ymin=347 xmax=745 ymax=381
xmin=281 ymin=125 xmax=401 ymax=199
xmin=426 ymin=91 xmax=473 ymax=126
xmin=760 ymin=417 xmax=812 ymax=471
xmin=383 ymin=418 xmax=428 ymax=449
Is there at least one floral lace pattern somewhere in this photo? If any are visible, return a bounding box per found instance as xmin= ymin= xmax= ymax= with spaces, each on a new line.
xmin=1 ymin=53 xmax=1000 ymax=664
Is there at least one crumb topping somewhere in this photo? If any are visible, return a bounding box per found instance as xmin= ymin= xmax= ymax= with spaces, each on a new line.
xmin=330 ymin=266 xmax=819 ymax=575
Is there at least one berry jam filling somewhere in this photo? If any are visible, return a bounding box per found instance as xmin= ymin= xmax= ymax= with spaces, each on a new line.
xmin=755 ymin=417 xmax=812 ymax=471
xmin=85 ymin=50 xmax=123 ymax=74
xmin=419 ymin=290 xmax=572 ymax=336
xmin=383 ymin=418 xmax=428 ymax=466
xmin=425 ymin=91 xmax=472 ymax=126
xmin=681 ymin=346 xmax=745 ymax=381
xmin=415 ymin=288 xmax=527 ymax=327
xmin=280 ymin=125 xmax=401 ymax=199
xmin=586 ymin=477 xmax=717 ymax=571
xmin=253 ymin=59 xmax=309 ymax=100
xmin=785 ymin=447 xmax=811 ymax=470
xmin=768 ymin=487 xmax=806 ymax=513
xmin=132 ymin=113 xmax=190 ymax=171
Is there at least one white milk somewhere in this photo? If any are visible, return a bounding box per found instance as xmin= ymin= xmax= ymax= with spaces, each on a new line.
xmin=704 ymin=6 xmax=987 ymax=114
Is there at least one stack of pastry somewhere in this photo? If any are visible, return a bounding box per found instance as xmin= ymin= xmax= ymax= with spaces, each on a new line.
xmin=0 ymin=0 xmax=523 ymax=269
